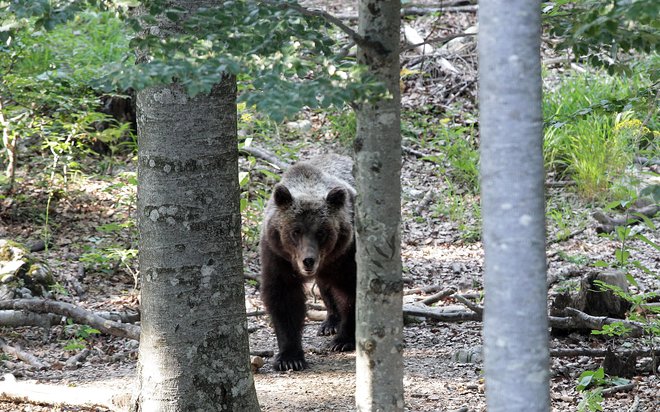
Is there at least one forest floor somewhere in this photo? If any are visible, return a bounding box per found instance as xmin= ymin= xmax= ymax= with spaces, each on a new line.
xmin=1 ymin=1 xmax=659 ymax=411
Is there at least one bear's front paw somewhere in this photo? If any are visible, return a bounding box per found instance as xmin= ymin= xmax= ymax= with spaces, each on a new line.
xmin=317 ymin=316 xmax=340 ymax=336
xmin=329 ymin=337 xmax=355 ymax=352
xmin=273 ymin=353 xmax=308 ymax=371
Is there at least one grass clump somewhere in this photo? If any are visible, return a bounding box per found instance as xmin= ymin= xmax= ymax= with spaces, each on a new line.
xmin=543 ymin=68 xmax=658 ymax=201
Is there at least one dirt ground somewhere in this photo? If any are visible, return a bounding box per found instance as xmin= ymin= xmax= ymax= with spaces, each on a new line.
xmin=1 ymin=1 xmax=659 ymax=411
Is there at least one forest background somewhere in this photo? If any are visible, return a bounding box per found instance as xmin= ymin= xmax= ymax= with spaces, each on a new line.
xmin=0 ymin=0 xmax=658 ymax=411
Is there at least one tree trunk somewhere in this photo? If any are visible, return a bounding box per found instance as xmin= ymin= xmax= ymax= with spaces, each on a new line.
xmin=354 ymin=1 xmax=404 ymax=411
xmin=478 ymin=1 xmax=550 ymax=411
xmin=133 ymin=78 xmax=259 ymax=410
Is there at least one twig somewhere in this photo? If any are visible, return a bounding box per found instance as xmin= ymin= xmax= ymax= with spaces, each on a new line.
xmin=601 ymin=382 xmax=635 ymax=397
xmin=402 ymin=33 xmax=476 ymax=53
xmin=257 ymin=0 xmax=387 ymax=54
xmin=0 ymin=338 xmax=48 ymax=370
xmin=402 ymin=145 xmax=432 ymax=160
xmin=414 ymin=190 xmax=435 ymax=215
xmin=547 ymin=227 xmax=587 ymax=245
xmin=65 ymin=348 xmax=90 ymax=370
xmin=452 ymin=294 xmax=483 ymax=316
xmin=628 ymin=396 xmax=640 ymax=412
xmin=239 ymin=146 xmax=289 ymax=171
xmin=420 ymin=288 xmax=456 ymax=305
xmin=405 ymin=285 xmax=446 ymax=295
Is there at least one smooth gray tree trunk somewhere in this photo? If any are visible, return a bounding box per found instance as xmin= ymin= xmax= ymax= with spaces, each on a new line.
xmin=478 ymin=1 xmax=550 ymax=411
xmin=354 ymin=1 xmax=404 ymax=411
xmin=133 ymin=78 xmax=259 ymax=411
xmin=131 ymin=2 xmax=260 ymax=407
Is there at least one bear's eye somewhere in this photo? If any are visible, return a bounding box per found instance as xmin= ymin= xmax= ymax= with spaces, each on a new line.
xmin=317 ymin=229 xmax=327 ymax=243
xmin=291 ymin=229 xmax=302 ymax=239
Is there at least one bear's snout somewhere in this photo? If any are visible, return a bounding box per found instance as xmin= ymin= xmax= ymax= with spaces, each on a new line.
xmin=303 ymin=257 xmax=315 ymax=271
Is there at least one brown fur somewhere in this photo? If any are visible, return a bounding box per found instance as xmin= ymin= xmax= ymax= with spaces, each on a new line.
xmin=260 ymin=154 xmax=357 ymax=371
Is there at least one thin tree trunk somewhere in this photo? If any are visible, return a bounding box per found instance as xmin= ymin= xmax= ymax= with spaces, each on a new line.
xmin=133 ymin=77 xmax=259 ymax=410
xmin=478 ymin=1 xmax=550 ymax=411
xmin=354 ymin=1 xmax=404 ymax=411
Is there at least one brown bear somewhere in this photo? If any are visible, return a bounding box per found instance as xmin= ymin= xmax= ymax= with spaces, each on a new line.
xmin=260 ymin=154 xmax=357 ymax=371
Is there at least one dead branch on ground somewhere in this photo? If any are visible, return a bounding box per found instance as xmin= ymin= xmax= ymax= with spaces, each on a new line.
xmin=550 ymin=307 xmax=645 ymax=337
xmin=419 ymin=288 xmax=457 ymax=305
xmin=0 ymin=299 xmax=140 ymax=341
xmin=239 ymin=146 xmax=290 ymax=171
xmin=0 ymin=338 xmax=48 ymax=370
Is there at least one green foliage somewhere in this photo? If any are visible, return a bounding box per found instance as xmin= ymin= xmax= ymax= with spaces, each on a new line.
xmin=63 ymin=319 xmax=101 ymax=351
xmin=1 ymin=9 xmax=135 ymax=194
xmin=326 ymin=108 xmax=357 ymax=147
xmin=96 ymin=0 xmax=385 ymax=122
xmin=543 ymin=69 xmax=658 ymax=200
xmin=576 ymin=367 xmax=630 ymax=412
xmin=545 ymin=0 xmax=660 ymax=75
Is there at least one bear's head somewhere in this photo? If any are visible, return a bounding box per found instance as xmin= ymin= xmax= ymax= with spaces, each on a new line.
xmin=271 ymin=183 xmax=353 ymax=277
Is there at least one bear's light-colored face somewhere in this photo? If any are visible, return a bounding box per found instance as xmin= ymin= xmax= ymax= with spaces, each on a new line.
xmin=273 ymin=184 xmax=347 ymax=277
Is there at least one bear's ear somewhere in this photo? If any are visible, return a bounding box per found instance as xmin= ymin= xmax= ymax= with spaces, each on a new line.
xmin=326 ymin=187 xmax=346 ymax=209
xmin=274 ymin=184 xmax=293 ymax=208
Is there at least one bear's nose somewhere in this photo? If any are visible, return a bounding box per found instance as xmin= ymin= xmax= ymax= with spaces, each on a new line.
xmin=303 ymin=258 xmax=315 ymax=270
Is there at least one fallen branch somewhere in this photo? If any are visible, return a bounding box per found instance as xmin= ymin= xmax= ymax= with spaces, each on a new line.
xmin=0 ymin=380 xmax=118 ymax=410
xmin=0 ymin=310 xmax=61 ymax=329
xmin=0 ymin=299 xmax=140 ymax=341
xmin=403 ymin=304 xmax=481 ymax=322
xmin=0 ymin=338 xmax=48 ymax=370
xmin=551 ymin=307 xmax=645 ymax=337
xmin=601 ymin=382 xmax=635 ymax=397
xmin=414 ymin=190 xmax=435 ymax=215
xmin=239 ymin=146 xmax=290 ymax=171
xmin=404 ymin=284 xmax=448 ymax=295
xmin=550 ymin=347 xmax=659 ymax=358
xmin=547 ymin=227 xmax=587 ymax=245
xmin=593 ymin=203 xmax=659 ymax=233
xmin=419 ymin=288 xmax=456 ymax=305
xmin=65 ymin=348 xmax=90 ymax=370
xmin=452 ymin=294 xmax=483 ymax=316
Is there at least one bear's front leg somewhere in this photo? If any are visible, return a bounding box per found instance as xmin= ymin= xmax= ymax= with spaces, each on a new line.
xmin=317 ymin=284 xmax=340 ymax=336
xmin=328 ymin=288 xmax=356 ymax=352
xmin=261 ymin=254 xmax=308 ymax=371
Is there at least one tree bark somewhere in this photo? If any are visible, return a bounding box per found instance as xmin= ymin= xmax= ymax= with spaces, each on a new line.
xmin=478 ymin=1 xmax=550 ymax=411
xmin=354 ymin=1 xmax=404 ymax=411
xmin=133 ymin=76 xmax=259 ymax=411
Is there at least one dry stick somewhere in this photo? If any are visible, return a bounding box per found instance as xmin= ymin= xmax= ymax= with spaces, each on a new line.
xmin=0 ymin=299 xmax=140 ymax=341
xmin=547 ymin=227 xmax=587 ymax=245
xmin=601 ymin=383 xmax=636 ymax=397
xmin=405 ymin=284 xmax=447 ymax=295
xmin=452 ymin=294 xmax=483 ymax=316
xmin=64 ymin=348 xmax=90 ymax=369
xmin=0 ymin=381 xmax=117 ymax=410
xmin=0 ymin=310 xmax=61 ymax=329
xmin=628 ymin=396 xmax=641 ymax=412
xmin=403 ymin=304 xmax=481 ymax=322
xmin=414 ymin=190 xmax=435 ymax=215
xmin=239 ymin=146 xmax=289 ymax=171
xmin=258 ymin=0 xmax=385 ymax=54
xmin=444 ymin=80 xmax=476 ymax=107
xmin=553 ymin=307 xmax=645 ymax=338
xmin=401 ymin=32 xmax=476 ymax=53
xmin=419 ymin=288 xmax=457 ymax=305
xmin=0 ymin=338 xmax=48 ymax=370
